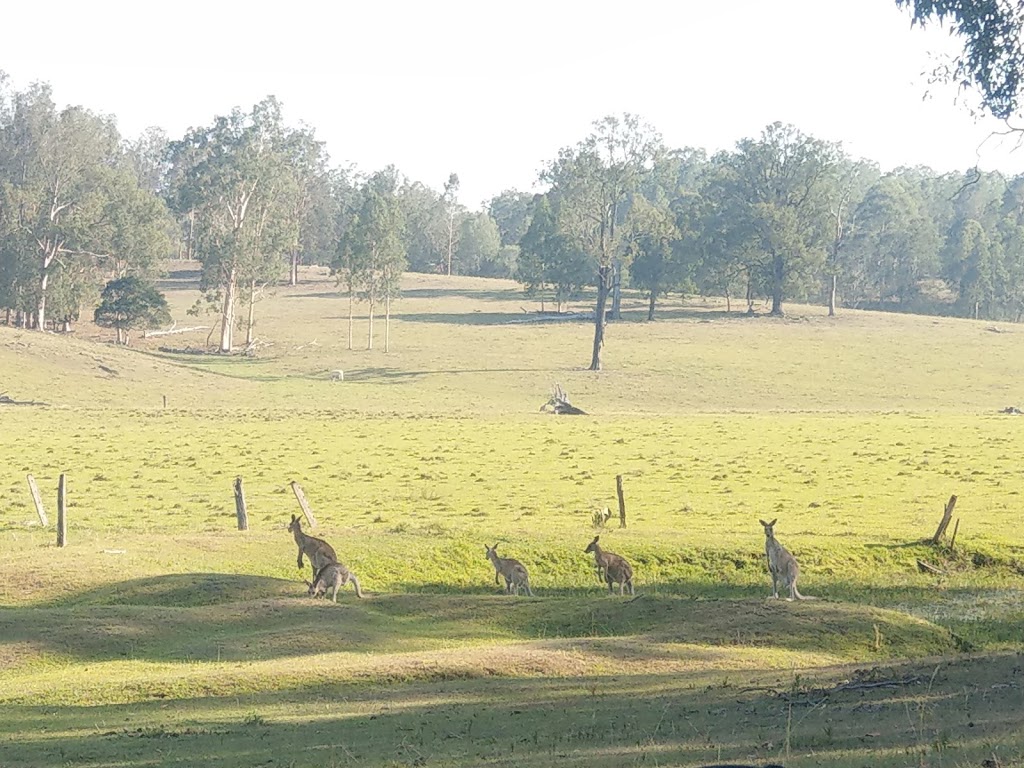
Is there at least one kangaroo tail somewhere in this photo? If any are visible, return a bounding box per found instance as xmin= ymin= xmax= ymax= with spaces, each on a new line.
xmin=794 ymin=586 xmax=817 ymax=600
xmin=350 ymin=573 xmax=364 ymax=598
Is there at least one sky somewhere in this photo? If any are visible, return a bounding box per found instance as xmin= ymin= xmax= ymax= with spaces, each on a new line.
xmin=4 ymin=0 xmax=1024 ymax=208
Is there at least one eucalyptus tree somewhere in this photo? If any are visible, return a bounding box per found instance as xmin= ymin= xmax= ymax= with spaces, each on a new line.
xmin=822 ymin=159 xmax=879 ymax=315
xmin=398 ymin=180 xmax=441 ymax=272
xmin=282 ymin=126 xmax=334 ymax=285
xmin=169 ymin=97 xmax=298 ymax=352
xmin=488 ymin=190 xmax=535 ymax=248
xmin=516 ymin=195 xmax=592 ymax=312
xmin=898 ymin=0 xmax=1024 ymax=120
xmin=93 ymin=275 xmax=171 ymax=344
xmin=542 ymin=113 xmax=663 ymax=370
xmin=441 ymin=173 xmax=460 ymax=275
xmin=456 ymin=211 xmax=502 ymax=276
xmin=126 ymin=126 xmax=171 ymax=196
xmin=942 ymin=218 xmax=1003 ymax=318
xmin=625 ymin=197 xmax=684 ymax=320
xmin=343 ymin=167 xmax=406 ymax=351
xmin=714 ymin=123 xmax=839 ymax=316
xmin=846 ymin=175 xmax=941 ymax=306
xmin=0 ymin=81 xmax=168 ymax=330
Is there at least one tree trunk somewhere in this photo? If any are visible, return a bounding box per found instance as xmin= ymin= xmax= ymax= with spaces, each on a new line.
xmin=186 ymin=209 xmax=196 ymax=260
xmin=384 ymin=293 xmax=391 ymax=352
xmin=611 ymin=261 xmax=622 ymax=320
xmin=828 ymin=273 xmax=837 ymax=317
xmin=447 ymin=211 xmax=455 ymax=277
xmin=219 ymin=267 xmax=236 ymax=353
xmin=347 ymin=290 xmax=354 ymax=351
xmin=36 ymin=267 xmax=49 ymax=331
xmin=589 ymin=266 xmax=611 ymax=371
xmin=245 ymin=279 xmax=256 ymax=346
xmin=770 ymin=252 xmax=785 ymax=316
xmin=725 ymin=289 xmax=731 ymax=313
xmin=367 ymin=296 xmax=375 ymax=350
xmin=290 ymin=251 xmax=299 ymax=286
xmin=647 ymin=290 xmax=656 ymax=321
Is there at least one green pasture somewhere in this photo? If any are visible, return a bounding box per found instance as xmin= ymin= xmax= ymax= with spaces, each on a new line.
xmin=1 ymin=270 xmax=1023 ymax=767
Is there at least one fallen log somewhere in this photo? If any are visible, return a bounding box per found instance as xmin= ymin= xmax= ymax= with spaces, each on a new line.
xmin=143 ymin=324 xmax=209 ymax=338
xmin=0 ymin=392 xmax=49 ymax=406
xmin=540 ymin=383 xmax=587 ymax=415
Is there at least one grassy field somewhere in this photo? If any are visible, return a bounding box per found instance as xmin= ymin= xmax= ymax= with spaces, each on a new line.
xmin=2 ymin=267 xmax=1024 ymax=767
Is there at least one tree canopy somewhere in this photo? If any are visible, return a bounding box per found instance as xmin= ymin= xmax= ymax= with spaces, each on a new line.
xmin=898 ymin=0 xmax=1024 ymax=120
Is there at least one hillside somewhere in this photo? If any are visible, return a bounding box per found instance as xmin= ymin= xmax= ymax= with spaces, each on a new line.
xmin=3 ymin=267 xmax=1024 ymax=415
xmin=3 ymin=271 xmax=1024 ymax=768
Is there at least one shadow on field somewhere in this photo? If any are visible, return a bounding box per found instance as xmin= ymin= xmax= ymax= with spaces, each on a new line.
xmin=341 ymin=366 xmax=552 ymax=382
xmin=0 ymin=573 xmax=974 ymax=666
xmin=396 ymin=311 xmax=541 ymax=326
xmin=289 ymin=288 xmax=516 ymax=303
xmin=2 ymin=653 xmax=1023 ymax=768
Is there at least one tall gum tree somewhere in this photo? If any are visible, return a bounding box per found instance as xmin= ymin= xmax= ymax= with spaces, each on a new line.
xmin=169 ymin=97 xmax=296 ymax=352
xmin=716 ymin=122 xmax=839 ymax=316
xmin=0 ymin=81 xmax=168 ymax=330
xmin=542 ymin=114 xmax=662 ymax=370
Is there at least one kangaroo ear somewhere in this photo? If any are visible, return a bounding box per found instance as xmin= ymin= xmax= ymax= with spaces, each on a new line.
xmin=759 ymin=519 xmax=768 ymax=526
xmin=291 ymin=514 xmax=297 ymax=522
xmin=593 ymin=535 xmax=600 ymax=543
xmin=769 ymin=518 xmax=777 ymax=526
xmin=492 ymin=542 xmax=499 ymax=550
xmin=304 ymin=580 xmax=312 ymax=587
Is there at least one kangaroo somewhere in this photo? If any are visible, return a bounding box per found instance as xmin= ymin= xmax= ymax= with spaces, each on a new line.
xmin=306 ymin=561 xmax=363 ymax=602
xmin=288 ymin=514 xmax=337 ymax=580
xmin=760 ymin=518 xmax=813 ymax=601
xmin=584 ymin=535 xmax=634 ymax=596
xmin=485 ymin=544 xmax=534 ymax=596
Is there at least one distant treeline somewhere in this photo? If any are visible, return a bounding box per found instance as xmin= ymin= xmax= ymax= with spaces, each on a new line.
xmin=2 ymin=75 xmax=1022 ymax=354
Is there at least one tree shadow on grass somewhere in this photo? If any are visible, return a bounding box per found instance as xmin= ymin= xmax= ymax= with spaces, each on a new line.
xmin=0 ymin=573 xmax=987 ymax=667
xmin=2 ymin=652 xmax=1023 ymax=768
xmin=289 ymin=288 xmax=518 ymax=303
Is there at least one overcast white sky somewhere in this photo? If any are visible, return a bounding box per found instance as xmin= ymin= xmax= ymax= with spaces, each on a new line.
xmin=4 ymin=0 xmax=1023 ymax=208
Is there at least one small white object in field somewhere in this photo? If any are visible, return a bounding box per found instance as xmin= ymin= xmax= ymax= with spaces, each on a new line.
xmin=330 ymin=370 xmax=344 ymax=382
xmin=102 ymin=549 xmax=126 ymax=555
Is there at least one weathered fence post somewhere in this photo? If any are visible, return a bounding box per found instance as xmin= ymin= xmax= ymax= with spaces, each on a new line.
xmin=931 ymin=494 xmax=958 ymax=545
xmin=57 ymin=473 xmax=67 ymax=547
xmin=27 ymin=474 xmax=48 ymax=526
xmin=616 ymin=474 xmax=627 ymax=529
xmin=290 ymin=481 xmax=317 ymax=528
xmin=233 ymin=477 xmax=248 ymax=531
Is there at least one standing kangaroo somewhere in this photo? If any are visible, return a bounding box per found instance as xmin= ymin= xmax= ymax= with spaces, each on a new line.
xmin=288 ymin=514 xmax=337 ymax=580
xmin=760 ymin=518 xmax=813 ymax=601
xmin=584 ymin=535 xmax=634 ymax=596
xmin=306 ymin=561 xmax=363 ymax=602
xmin=485 ymin=544 xmax=533 ymax=596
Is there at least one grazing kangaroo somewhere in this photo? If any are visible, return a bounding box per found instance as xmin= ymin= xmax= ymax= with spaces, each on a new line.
xmin=306 ymin=561 xmax=363 ymax=602
xmin=485 ymin=544 xmax=533 ymax=596
xmin=288 ymin=514 xmax=337 ymax=580
xmin=760 ymin=518 xmax=813 ymax=601
xmin=584 ymin=535 xmax=634 ymax=596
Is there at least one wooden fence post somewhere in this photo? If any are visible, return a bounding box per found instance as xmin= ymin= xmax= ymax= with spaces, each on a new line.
xmin=616 ymin=474 xmax=627 ymax=529
xmin=234 ymin=477 xmax=248 ymax=531
xmin=57 ymin=473 xmax=67 ymax=547
xmin=290 ymin=481 xmax=317 ymax=528
xmin=930 ymin=494 xmax=958 ymax=545
xmin=27 ymin=474 xmax=48 ymax=526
